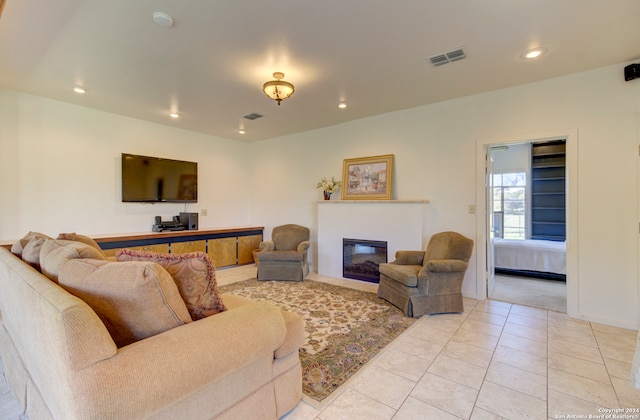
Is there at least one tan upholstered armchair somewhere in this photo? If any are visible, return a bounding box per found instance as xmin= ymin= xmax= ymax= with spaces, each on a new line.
xmin=377 ymin=231 xmax=474 ymax=317
xmin=257 ymin=224 xmax=310 ymax=281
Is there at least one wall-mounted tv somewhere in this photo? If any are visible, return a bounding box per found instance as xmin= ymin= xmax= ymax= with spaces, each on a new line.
xmin=121 ymin=153 xmax=197 ymax=203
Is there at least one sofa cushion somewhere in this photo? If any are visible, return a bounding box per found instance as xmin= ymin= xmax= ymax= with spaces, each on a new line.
xmin=117 ymin=249 xmax=227 ymax=320
xmin=379 ymin=263 xmax=422 ymax=287
xmin=57 ymin=232 xmax=106 ymax=258
xmin=258 ymin=250 xmax=303 ymax=262
xmin=40 ymin=239 xmax=106 ymax=283
xmin=221 ymin=293 xmax=304 ymax=359
xmin=11 ymin=231 xmax=52 ymax=258
xmin=59 ymin=259 xmax=192 ymax=347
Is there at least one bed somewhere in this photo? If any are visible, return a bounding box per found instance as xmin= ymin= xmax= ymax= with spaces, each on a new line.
xmin=493 ymin=238 xmax=566 ymax=280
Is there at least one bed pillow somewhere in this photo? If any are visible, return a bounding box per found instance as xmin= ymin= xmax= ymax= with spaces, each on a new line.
xmin=57 ymin=232 xmax=106 ymax=258
xmin=116 ymin=249 xmax=227 ymax=320
xmin=59 ymin=259 xmax=192 ymax=347
xmin=40 ymin=239 xmax=106 ymax=282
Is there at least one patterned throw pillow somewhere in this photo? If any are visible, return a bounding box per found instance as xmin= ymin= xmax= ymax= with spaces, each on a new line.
xmin=116 ymin=249 xmax=227 ymax=320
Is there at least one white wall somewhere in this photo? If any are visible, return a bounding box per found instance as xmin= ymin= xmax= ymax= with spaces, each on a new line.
xmin=249 ymin=63 xmax=640 ymax=329
xmin=1 ymin=62 xmax=639 ymax=329
xmin=0 ymin=89 xmax=252 ymax=237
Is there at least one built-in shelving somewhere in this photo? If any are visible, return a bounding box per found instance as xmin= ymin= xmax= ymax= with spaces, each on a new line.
xmin=531 ymin=141 xmax=566 ymax=241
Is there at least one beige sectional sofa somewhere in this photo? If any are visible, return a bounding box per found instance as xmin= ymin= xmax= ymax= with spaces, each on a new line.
xmin=0 ymin=238 xmax=304 ymax=419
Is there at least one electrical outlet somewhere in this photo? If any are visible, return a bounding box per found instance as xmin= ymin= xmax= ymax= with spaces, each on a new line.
xmin=468 ymin=205 xmax=476 ymax=214
xmin=201 ymin=209 xmax=208 ymax=216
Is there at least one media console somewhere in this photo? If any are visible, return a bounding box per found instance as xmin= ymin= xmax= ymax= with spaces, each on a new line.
xmin=0 ymin=227 xmax=264 ymax=269
xmin=93 ymin=227 xmax=263 ymax=268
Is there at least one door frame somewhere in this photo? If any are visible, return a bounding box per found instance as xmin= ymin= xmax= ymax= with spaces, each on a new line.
xmin=475 ymin=129 xmax=579 ymax=318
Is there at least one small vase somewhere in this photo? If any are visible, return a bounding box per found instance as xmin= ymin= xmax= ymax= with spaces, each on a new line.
xmin=323 ymin=191 xmax=331 ymax=200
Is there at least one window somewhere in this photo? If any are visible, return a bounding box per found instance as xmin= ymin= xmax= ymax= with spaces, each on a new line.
xmin=492 ymin=172 xmax=526 ymax=239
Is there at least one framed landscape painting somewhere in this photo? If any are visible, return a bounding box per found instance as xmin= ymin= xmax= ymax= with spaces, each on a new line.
xmin=341 ymin=154 xmax=394 ymax=200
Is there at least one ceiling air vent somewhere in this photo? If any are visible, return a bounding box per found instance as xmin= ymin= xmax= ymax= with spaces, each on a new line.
xmin=428 ymin=48 xmax=466 ymax=67
xmin=243 ymin=112 xmax=263 ymax=120
xmin=429 ymin=54 xmax=449 ymax=67
xmin=446 ymin=49 xmax=466 ymax=62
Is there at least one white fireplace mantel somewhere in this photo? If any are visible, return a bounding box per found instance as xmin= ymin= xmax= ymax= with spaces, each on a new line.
xmin=317 ymin=200 xmax=429 ymax=280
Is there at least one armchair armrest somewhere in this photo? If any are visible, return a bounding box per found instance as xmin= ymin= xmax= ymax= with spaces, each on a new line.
xmin=297 ymin=240 xmax=310 ymax=254
xmin=423 ymin=259 xmax=469 ymax=273
xmin=392 ymin=250 xmax=425 ymax=266
xmin=259 ymin=240 xmax=275 ymax=252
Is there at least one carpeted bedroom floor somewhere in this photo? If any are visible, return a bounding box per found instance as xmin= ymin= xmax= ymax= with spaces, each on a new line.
xmin=491 ymin=274 xmax=566 ymax=313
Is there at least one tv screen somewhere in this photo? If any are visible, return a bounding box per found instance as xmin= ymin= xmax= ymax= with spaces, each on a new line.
xmin=121 ymin=153 xmax=197 ymax=203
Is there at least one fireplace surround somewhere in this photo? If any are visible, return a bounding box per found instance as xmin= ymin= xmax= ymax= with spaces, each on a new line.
xmin=343 ymin=238 xmax=387 ymax=283
xmin=317 ymin=200 xmax=429 ymax=280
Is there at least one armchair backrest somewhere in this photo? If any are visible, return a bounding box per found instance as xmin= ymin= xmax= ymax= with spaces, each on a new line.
xmin=271 ymin=224 xmax=310 ymax=251
xmin=424 ymin=231 xmax=473 ymax=263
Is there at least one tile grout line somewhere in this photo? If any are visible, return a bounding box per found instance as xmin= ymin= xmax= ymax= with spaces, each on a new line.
xmin=471 ymin=300 xmax=513 ymax=419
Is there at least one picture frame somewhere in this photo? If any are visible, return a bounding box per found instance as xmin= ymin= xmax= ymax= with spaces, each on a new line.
xmin=341 ymin=154 xmax=394 ymax=200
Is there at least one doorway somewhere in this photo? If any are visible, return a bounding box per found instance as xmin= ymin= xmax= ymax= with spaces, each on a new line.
xmin=474 ymin=130 xmax=578 ymax=317
xmin=489 ymin=141 xmax=566 ymax=312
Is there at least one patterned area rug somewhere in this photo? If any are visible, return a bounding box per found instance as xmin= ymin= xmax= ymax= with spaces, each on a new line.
xmin=218 ymin=279 xmax=416 ymax=402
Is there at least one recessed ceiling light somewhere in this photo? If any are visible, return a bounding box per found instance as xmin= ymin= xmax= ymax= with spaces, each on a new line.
xmin=73 ymin=86 xmax=86 ymax=94
xmin=152 ymin=12 xmax=174 ymax=28
xmin=238 ymin=129 xmax=246 ymax=134
xmin=169 ymin=112 xmax=179 ymax=119
xmin=521 ymin=47 xmax=547 ymax=60
xmin=338 ymin=102 xmax=347 ymax=109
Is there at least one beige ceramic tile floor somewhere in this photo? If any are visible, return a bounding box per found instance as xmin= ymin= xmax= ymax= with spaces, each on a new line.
xmin=2 ymin=265 xmax=640 ymax=419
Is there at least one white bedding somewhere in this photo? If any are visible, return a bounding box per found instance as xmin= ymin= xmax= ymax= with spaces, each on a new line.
xmin=493 ymin=238 xmax=566 ymax=275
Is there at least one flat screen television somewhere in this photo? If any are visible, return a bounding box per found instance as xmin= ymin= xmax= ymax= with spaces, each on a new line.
xmin=121 ymin=153 xmax=197 ymax=203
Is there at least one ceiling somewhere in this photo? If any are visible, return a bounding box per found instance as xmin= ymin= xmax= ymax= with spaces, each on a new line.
xmin=1 ymin=1 xmax=639 ymax=143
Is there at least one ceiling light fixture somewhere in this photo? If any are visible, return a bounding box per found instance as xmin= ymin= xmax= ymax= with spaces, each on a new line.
xmin=490 ymin=145 xmax=509 ymax=151
xmin=263 ymin=72 xmax=294 ymax=106
xmin=169 ymin=112 xmax=179 ymax=119
xmin=73 ymin=86 xmax=86 ymax=94
xmin=152 ymin=12 xmax=174 ymax=28
xmin=521 ymin=47 xmax=547 ymax=60
xmin=238 ymin=129 xmax=246 ymax=134
xmin=338 ymin=102 xmax=347 ymax=109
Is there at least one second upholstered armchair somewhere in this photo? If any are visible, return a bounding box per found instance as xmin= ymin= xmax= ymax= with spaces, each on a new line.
xmin=257 ymin=224 xmax=310 ymax=281
xmin=377 ymin=231 xmax=474 ymax=317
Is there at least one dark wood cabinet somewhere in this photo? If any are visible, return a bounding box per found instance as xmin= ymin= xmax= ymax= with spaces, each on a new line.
xmin=95 ymin=227 xmax=263 ymax=267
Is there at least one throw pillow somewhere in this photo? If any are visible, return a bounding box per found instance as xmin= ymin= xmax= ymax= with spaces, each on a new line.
xmin=59 ymin=259 xmax=192 ymax=347
xmin=40 ymin=239 xmax=106 ymax=282
xmin=21 ymin=237 xmax=47 ymax=271
xmin=57 ymin=232 xmax=106 ymax=258
xmin=10 ymin=231 xmax=52 ymax=258
xmin=116 ymin=249 xmax=227 ymax=320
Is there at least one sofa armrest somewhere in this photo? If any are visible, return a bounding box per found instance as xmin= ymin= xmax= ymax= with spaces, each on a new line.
xmin=424 ymin=259 xmax=468 ymax=273
xmin=392 ymin=251 xmax=425 ymax=266
xmin=260 ymin=240 xmax=275 ymax=252
xmin=69 ymin=301 xmax=287 ymax=419
xmin=221 ymin=293 xmax=304 ymax=359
